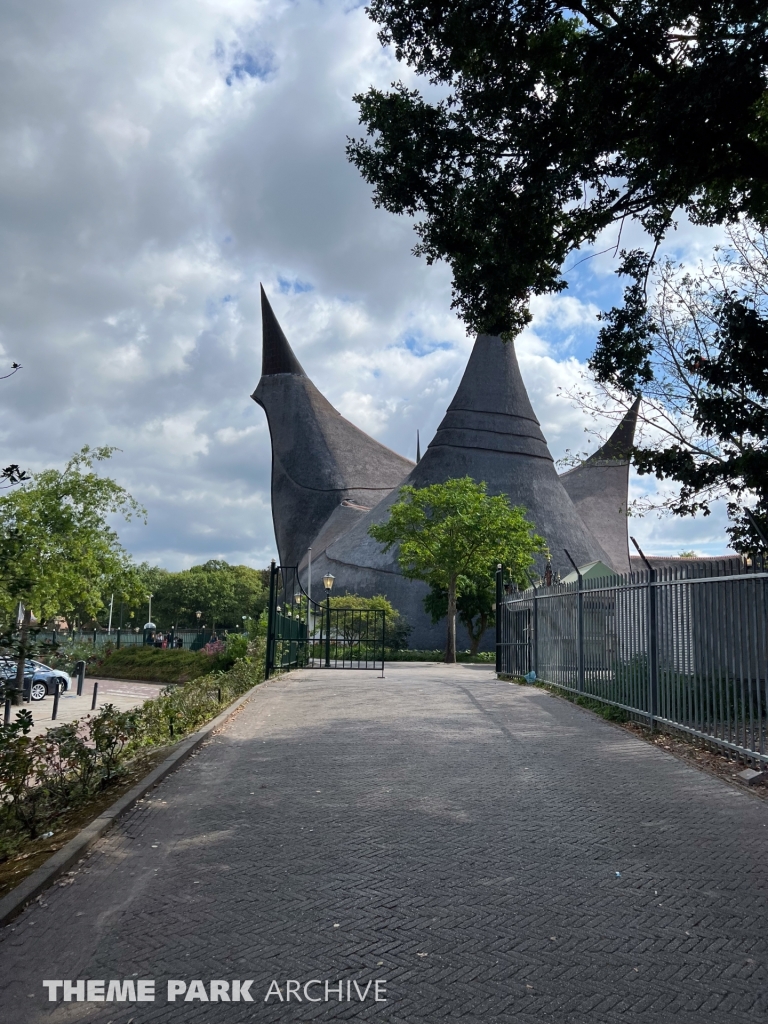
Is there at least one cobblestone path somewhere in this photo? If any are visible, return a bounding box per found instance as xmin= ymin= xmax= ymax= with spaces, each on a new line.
xmin=1 ymin=663 xmax=766 ymax=1023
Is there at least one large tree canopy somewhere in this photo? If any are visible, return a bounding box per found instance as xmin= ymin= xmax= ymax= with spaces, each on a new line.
xmin=348 ymin=0 xmax=768 ymax=337
xmin=128 ymin=561 xmax=269 ymax=632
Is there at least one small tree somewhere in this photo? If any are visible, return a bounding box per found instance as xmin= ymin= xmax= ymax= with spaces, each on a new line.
xmin=424 ymin=577 xmax=496 ymax=657
xmin=0 ymin=447 xmax=145 ymax=695
xmin=369 ymin=477 xmax=546 ymax=663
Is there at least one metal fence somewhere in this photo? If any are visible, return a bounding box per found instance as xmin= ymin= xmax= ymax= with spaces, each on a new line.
xmin=497 ymin=558 xmax=768 ymax=765
xmin=28 ymin=627 xmax=224 ymax=653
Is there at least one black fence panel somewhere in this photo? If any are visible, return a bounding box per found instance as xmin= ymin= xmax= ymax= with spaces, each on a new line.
xmin=498 ymin=560 xmax=768 ymax=765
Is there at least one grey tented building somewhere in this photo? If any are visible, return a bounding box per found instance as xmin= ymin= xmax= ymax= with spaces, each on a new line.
xmin=253 ymin=288 xmax=639 ymax=649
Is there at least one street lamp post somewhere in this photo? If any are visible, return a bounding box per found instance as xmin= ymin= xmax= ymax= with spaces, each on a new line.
xmin=323 ymin=573 xmax=335 ymax=667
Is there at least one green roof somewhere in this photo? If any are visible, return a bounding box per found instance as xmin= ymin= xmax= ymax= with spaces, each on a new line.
xmin=560 ymin=560 xmax=617 ymax=584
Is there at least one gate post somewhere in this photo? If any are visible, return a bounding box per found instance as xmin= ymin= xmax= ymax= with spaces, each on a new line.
xmin=631 ymin=538 xmax=658 ymax=729
xmin=325 ymin=593 xmax=331 ymax=668
xmin=532 ymin=583 xmax=539 ymax=677
xmin=265 ymin=559 xmax=277 ymax=680
xmin=564 ymin=550 xmax=584 ymax=693
xmin=495 ymin=564 xmax=503 ymax=674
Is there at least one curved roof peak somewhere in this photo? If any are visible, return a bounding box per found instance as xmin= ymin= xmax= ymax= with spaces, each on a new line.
xmin=584 ymin=396 xmax=641 ymax=464
xmin=260 ymin=285 xmax=305 ymax=377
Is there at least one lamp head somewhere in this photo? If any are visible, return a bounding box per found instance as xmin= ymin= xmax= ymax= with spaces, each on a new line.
xmin=322 ymin=572 xmax=335 ymax=593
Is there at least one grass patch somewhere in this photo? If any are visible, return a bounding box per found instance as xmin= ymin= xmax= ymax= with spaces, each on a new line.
xmin=95 ymin=647 xmax=215 ymax=683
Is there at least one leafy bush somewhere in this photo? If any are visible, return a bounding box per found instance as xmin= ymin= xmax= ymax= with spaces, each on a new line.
xmin=34 ymin=637 xmax=102 ymax=673
xmin=384 ymin=649 xmax=495 ymax=663
xmin=328 ymin=594 xmax=412 ymax=650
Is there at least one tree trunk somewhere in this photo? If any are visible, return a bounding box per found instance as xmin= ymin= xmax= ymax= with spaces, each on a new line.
xmin=13 ymin=607 xmax=32 ymax=704
xmin=445 ymin=578 xmax=457 ymax=664
xmin=467 ymin=612 xmax=488 ymax=657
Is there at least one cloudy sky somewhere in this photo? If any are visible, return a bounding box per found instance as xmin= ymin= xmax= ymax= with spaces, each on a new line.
xmin=0 ymin=0 xmax=732 ymax=570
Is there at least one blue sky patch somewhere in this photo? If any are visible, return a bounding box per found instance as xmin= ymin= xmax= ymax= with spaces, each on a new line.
xmin=278 ymin=276 xmax=314 ymax=294
xmin=215 ymin=40 xmax=276 ymax=86
xmin=401 ymin=332 xmax=454 ymax=358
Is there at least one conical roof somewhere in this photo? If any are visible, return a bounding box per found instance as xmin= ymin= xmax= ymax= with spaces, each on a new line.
xmin=252 ymin=288 xmax=413 ymax=568
xmin=320 ymin=336 xmax=613 ymax=605
xmin=260 ymin=285 xmax=305 ymax=376
xmin=559 ymin=397 xmax=641 ymax=573
xmin=583 ymin=396 xmax=640 ymax=465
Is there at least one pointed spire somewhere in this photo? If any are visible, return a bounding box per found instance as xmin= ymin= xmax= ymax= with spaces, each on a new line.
xmin=585 ymin=396 xmax=641 ymax=464
xmin=416 ymin=430 xmax=421 ymax=463
xmin=260 ymin=285 xmax=305 ymax=377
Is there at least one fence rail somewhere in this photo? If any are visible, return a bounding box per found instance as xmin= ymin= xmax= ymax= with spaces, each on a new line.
xmin=497 ymin=559 xmax=768 ymax=765
xmin=21 ymin=627 xmax=225 ymax=653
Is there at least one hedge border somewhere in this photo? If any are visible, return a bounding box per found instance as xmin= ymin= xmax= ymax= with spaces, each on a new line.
xmin=0 ymin=679 xmax=263 ymax=927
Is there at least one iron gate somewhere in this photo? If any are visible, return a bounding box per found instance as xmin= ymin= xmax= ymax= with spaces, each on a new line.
xmin=265 ymin=563 xmax=385 ymax=678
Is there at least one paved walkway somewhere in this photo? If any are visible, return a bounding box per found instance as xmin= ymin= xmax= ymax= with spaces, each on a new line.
xmin=10 ymin=679 xmax=166 ymax=738
xmin=1 ymin=663 xmax=766 ymax=1023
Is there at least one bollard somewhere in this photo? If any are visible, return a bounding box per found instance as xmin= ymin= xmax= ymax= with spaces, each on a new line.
xmin=3 ymin=697 xmax=10 ymax=726
xmin=91 ymin=680 xmax=99 ymax=711
xmin=51 ymin=684 xmax=60 ymax=720
xmin=75 ymin=660 xmax=86 ymax=697
xmin=169 ymin=716 xmax=174 ymax=738
xmin=217 ymin=687 xmax=222 ymax=703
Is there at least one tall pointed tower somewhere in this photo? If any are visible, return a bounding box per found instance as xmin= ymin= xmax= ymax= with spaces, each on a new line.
xmin=559 ymin=397 xmax=641 ymax=573
xmin=301 ymin=335 xmax=613 ymax=645
xmin=252 ymin=287 xmax=414 ymax=568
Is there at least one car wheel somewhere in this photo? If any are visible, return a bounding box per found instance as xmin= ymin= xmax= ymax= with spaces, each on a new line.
xmin=30 ymin=681 xmax=47 ymax=701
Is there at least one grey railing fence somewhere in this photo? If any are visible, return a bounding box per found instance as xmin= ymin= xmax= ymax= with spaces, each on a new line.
xmin=27 ymin=628 xmax=222 ymax=652
xmin=497 ymin=559 xmax=768 ymax=765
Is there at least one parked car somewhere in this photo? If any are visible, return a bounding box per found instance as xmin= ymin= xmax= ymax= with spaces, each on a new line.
xmin=0 ymin=657 xmax=72 ymax=702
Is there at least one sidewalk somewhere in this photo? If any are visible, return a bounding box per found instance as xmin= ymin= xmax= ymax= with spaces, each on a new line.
xmin=6 ymin=678 xmax=165 ymax=737
xmin=1 ymin=662 xmax=766 ymax=1022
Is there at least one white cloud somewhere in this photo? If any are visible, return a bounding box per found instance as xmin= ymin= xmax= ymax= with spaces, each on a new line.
xmin=0 ymin=0 xmax=734 ymax=568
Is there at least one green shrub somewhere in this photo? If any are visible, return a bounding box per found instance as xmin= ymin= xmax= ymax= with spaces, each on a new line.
xmin=384 ymin=648 xmax=495 ymax=663
xmin=0 ymin=643 xmax=265 ymax=852
xmin=96 ymin=647 xmax=213 ymax=683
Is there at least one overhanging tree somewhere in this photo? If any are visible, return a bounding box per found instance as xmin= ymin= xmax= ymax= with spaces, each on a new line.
xmin=368 ymin=477 xmax=546 ymax=662
xmin=348 ymin=0 xmax=768 ymax=338
xmin=580 ymin=222 xmax=768 ymax=550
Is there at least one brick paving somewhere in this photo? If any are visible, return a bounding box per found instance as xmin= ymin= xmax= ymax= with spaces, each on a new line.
xmin=12 ymin=679 xmax=166 ymax=738
xmin=0 ymin=662 xmax=766 ymax=1023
